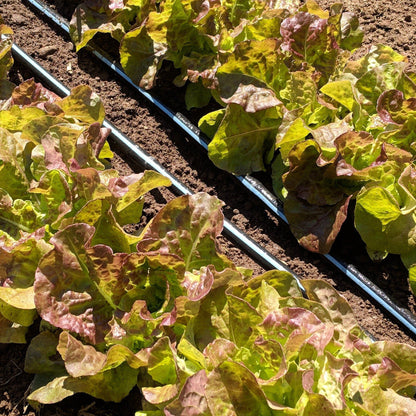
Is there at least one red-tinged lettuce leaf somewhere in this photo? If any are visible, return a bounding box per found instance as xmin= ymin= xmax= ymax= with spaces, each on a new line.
xmin=34 ymin=223 xmax=185 ymax=344
xmin=282 ymin=130 xmax=412 ymax=253
xmin=369 ymin=356 xmax=416 ymax=392
xmin=137 ymin=192 xmax=234 ymax=272
xmin=71 ymin=198 xmax=138 ymax=252
xmin=221 ymin=83 xmax=282 ymax=113
xmin=34 ymin=224 xmax=111 ymax=344
xmin=229 ymin=270 xmax=303 ymax=313
xmin=0 ymin=227 xmax=51 ymax=288
xmin=314 ymin=354 xmax=358 ymax=411
xmin=205 ymin=361 xmax=274 ymax=415
xmin=260 ymin=306 xmax=334 ymax=358
xmin=134 ymin=269 xmax=416 ymax=413
xmin=339 ymin=11 xmax=363 ymax=52
xmin=11 ymin=78 xmax=62 ymax=111
xmin=281 ymin=139 xmax=352 ymax=253
xmin=343 ymin=44 xmax=409 ymax=115
xmin=280 ymin=11 xmax=340 ymax=84
xmin=377 ymin=89 xmax=416 ymax=124
xmin=164 ymin=369 xmax=210 ymax=415
xmin=301 ymin=279 xmax=367 ymax=342
xmin=182 ymin=265 xmax=242 ymax=303
xmin=105 ymin=300 xmax=160 ymax=351
xmin=39 ymin=122 xmax=109 ymax=173
xmin=58 ymin=331 xmax=146 ymax=376
xmin=377 ymin=89 xmax=416 ymax=153
xmin=355 ymin=62 xmax=408 ymax=113
xmin=207 ymin=103 xmax=282 ymax=175
xmin=345 ymin=44 xmax=407 ymax=80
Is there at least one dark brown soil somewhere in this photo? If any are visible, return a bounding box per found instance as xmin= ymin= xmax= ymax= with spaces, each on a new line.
xmin=0 ymin=0 xmax=416 ymax=414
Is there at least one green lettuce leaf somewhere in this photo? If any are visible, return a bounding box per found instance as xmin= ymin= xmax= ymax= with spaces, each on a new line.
xmin=208 ymin=104 xmax=282 ymax=175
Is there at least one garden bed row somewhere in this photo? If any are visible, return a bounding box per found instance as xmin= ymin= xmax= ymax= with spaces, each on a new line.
xmin=1 ymin=0 xmax=416 ymax=414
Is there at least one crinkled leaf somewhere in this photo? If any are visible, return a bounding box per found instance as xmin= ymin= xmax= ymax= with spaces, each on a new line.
xmin=217 ymin=38 xmax=288 ymax=101
xmin=0 ymin=191 xmax=45 ymax=239
xmin=59 ymin=85 xmax=105 ymax=124
xmin=34 ymin=224 xmax=113 ymax=344
xmin=58 ymin=331 xmax=146 ymax=376
xmin=205 ymin=361 xmax=273 ymax=415
xmin=120 ymin=26 xmax=168 ymax=90
xmin=0 ymin=227 xmax=51 ymax=287
xmin=164 ymin=370 xmax=210 ymax=415
xmin=302 ymin=279 xmax=366 ymax=342
xmin=114 ymin=170 xmax=171 ymax=226
xmin=208 ymin=104 xmax=281 ymax=175
xmin=280 ymin=11 xmax=340 ymax=83
xmin=137 ymin=193 xmax=233 ymax=272
xmin=0 ymin=105 xmax=45 ymax=131
xmin=339 ymin=12 xmax=363 ymax=51
xmin=73 ymin=199 xmax=136 ymax=252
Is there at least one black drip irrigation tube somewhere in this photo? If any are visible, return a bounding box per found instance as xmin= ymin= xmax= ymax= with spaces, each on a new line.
xmin=21 ymin=0 xmax=416 ymax=339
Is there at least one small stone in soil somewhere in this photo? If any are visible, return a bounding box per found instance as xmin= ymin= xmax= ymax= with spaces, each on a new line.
xmin=37 ymin=45 xmax=58 ymax=58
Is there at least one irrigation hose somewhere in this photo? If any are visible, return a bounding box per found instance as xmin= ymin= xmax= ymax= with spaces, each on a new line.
xmin=21 ymin=0 xmax=416 ymax=338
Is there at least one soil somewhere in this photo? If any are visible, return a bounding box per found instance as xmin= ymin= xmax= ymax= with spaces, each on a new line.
xmin=0 ymin=0 xmax=416 ymax=414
